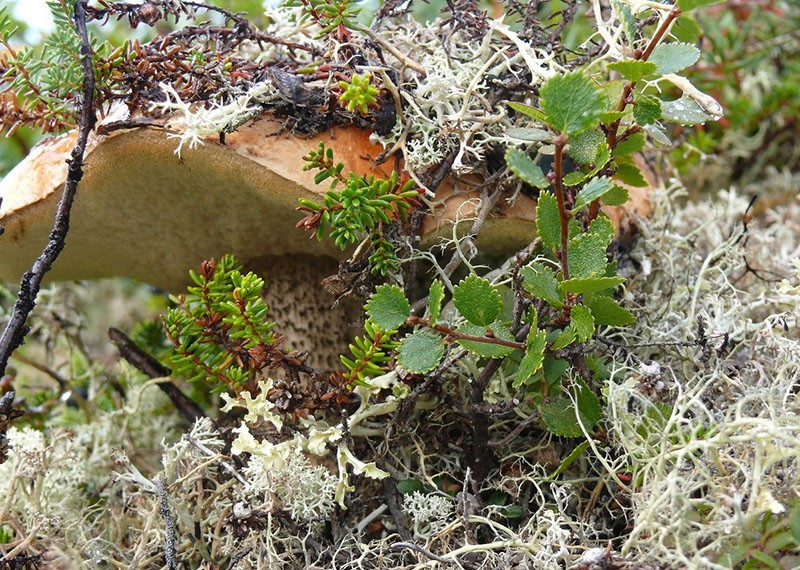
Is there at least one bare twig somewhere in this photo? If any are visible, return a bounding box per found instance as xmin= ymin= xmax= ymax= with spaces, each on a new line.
xmin=0 ymin=0 xmax=97 ymax=377
xmin=389 ymin=542 xmax=454 ymax=564
xmin=108 ymin=327 xmax=208 ymax=424
xmin=0 ymin=391 xmax=23 ymax=465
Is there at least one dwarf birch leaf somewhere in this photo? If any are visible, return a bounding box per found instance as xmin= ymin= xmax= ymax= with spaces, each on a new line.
xmin=540 ymin=398 xmax=583 ymax=437
xmin=550 ymin=327 xmax=576 ymax=351
xmin=521 ymin=262 xmax=562 ymax=307
xmin=662 ymin=96 xmax=714 ymax=125
xmin=608 ymin=60 xmax=658 ymax=81
xmin=563 ymin=171 xmax=586 ymax=187
xmin=453 ymin=275 xmax=502 ymax=327
xmin=601 ymin=185 xmax=630 ymax=206
xmin=615 ymin=163 xmax=649 ymax=187
xmin=456 ymin=322 xmax=515 ymax=358
xmin=505 ymin=148 xmax=549 ymax=189
xmin=536 ymin=192 xmax=561 ymax=250
xmin=568 ymin=234 xmax=608 ymax=279
xmin=633 ymin=94 xmax=662 ymax=126
xmin=649 ymin=42 xmax=701 ymax=75
xmin=513 ymin=328 xmax=547 ymax=388
xmin=567 ymin=216 xmax=614 ymax=279
xmin=397 ymin=330 xmax=445 ymax=374
xmin=576 ymin=379 xmax=602 ymax=428
xmin=540 ymin=72 xmax=605 ymax=137
xmin=569 ymin=130 xmax=605 ymax=165
xmin=573 ymin=177 xmax=615 ymax=212
xmin=677 ymin=0 xmax=723 ymax=11
xmin=586 ymin=296 xmax=636 ymax=326
xmin=614 ymin=133 xmax=645 ymax=156
xmin=589 ymin=215 xmax=615 ymax=245
xmin=600 ymin=111 xmax=626 ymax=124
xmin=570 ymin=304 xmax=595 ymax=342
xmin=540 ymin=380 xmax=601 ymax=437
xmin=544 ymin=356 xmax=570 ymax=386
xmin=428 ymin=280 xmax=445 ymax=324
xmin=366 ymin=285 xmax=410 ymax=331
xmin=560 ymin=276 xmax=625 ymax=294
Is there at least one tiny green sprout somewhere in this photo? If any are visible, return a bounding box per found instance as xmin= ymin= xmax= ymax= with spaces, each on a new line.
xmin=338 ymin=73 xmax=380 ymax=115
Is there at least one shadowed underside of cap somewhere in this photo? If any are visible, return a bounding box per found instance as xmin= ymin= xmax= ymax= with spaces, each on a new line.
xmin=0 ymin=120 xmax=387 ymax=292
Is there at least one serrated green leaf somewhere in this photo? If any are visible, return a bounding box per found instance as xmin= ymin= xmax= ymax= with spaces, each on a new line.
xmin=570 ymin=304 xmax=595 ymax=342
xmin=544 ymin=356 xmax=569 ymax=386
xmin=540 ymin=397 xmax=583 ymax=437
xmin=600 ymin=80 xmax=625 ymax=112
xmin=550 ymin=327 xmax=576 ymax=351
xmin=456 ymin=322 xmax=516 ymax=358
xmin=576 ymin=379 xmax=602 ymax=428
xmin=506 ymin=101 xmax=546 ymax=122
xmin=633 ymin=94 xmax=662 ymax=126
xmin=568 ymin=219 xmax=613 ymax=280
xmin=521 ymin=262 xmax=562 ymax=307
xmin=608 ymin=60 xmax=658 ymax=82
xmin=397 ymin=330 xmax=445 ymax=374
xmin=573 ymin=177 xmax=615 ymax=212
xmin=649 ymin=42 xmax=701 ymax=75
xmin=601 ymin=185 xmax=629 ymax=206
xmin=536 ymin=192 xmax=561 ymax=250
xmin=615 ymin=163 xmax=649 ymax=187
xmin=590 ymin=215 xmax=615 ymax=244
xmin=505 ymin=148 xmax=549 ymax=189
xmin=428 ymin=280 xmax=445 ymax=324
xmin=614 ymin=133 xmax=645 ymax=156
xmin=505 ymin=127 xmax=553 ymax=142
xmin=600 ymin=111 xmax=626 ymax=124
xmin=563 ymin=171 xmax=586 ymax=186
xmin=560 ymin=276 xmax=625 ymax=294
xmin=366 ymin=285 xmax=410 ymax=331
xmin=569 ymin=130 xmax=605 ymax=165
xmin=564 ymin=143 xmax=611 ymax=187
xmin=586 ymin=296 xmax=635 ymax=326
xmin=677 ymin=0 xmax=723 ymax=11
xmin=540 ymin=72 xmax=605 ymax=137
xmin=513 ymin=328 xmax=547 ymax=388
xmin=662 ymin=96 xmax=714 ymax=125
xmin=453 ymin=275 xmax=502 ymax=327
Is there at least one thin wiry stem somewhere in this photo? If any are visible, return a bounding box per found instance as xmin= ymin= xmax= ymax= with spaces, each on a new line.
xmin=0 ymin=0 xmax=97 ymax=377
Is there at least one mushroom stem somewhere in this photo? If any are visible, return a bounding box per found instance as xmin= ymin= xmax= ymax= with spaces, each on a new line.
xmin=244 ymin=254 xmax=361 ymax=371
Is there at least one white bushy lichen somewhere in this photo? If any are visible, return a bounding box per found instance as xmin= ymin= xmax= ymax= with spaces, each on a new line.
xmin=152 ymin=81 xmax=279 ymax=157
xmin=403 ymin=491 xmax=454 ymax=538
xmin=603 ymin=185 xmax=800 ymax=568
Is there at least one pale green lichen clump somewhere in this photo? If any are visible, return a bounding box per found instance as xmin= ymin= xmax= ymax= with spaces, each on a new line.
xmin=602 ymin=182 xmax=800 ymax=567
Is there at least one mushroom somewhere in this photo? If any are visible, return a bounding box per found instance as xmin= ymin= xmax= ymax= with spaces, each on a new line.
xmin=0 ymin=117 xmax=651 ymax=369
xmin=0 ymin=118 xmax=535 ymax=369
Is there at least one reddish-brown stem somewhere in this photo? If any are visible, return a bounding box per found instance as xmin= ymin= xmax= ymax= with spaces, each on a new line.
xmin=407 ymin=316 xmax=526 ymax=351
xmin=553 ymin=134 xmax=571 ymax=281
xmin=606 ymin=6 xmax=682 ymax=149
